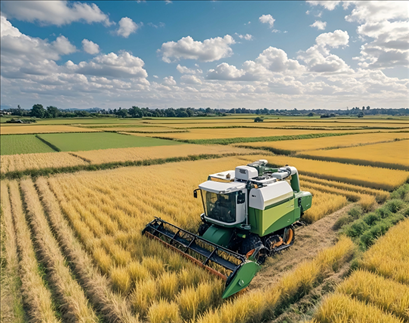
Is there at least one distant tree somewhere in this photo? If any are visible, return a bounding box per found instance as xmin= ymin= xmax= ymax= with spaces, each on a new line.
xmin=362 ymin=106 xmax=365 ymax=111
xmin=308 ymin=112 xmax=314 ymax=117
xmin=129 ymin=106 xmax=142 ymax=118
xmin=46 ymin=106 xmax=59 ymax=118
xmin=117 ymin=108 xmax=128 ymax=118
xmin=366 ymin=106 xmax=370 ymax=110
xmin=254 ymin=117 xmax=264 ymax=122
xmin=358 ymin=111 xmax=364 ymax=118
xmin=31 ymin=104 xmax=45 ymax=118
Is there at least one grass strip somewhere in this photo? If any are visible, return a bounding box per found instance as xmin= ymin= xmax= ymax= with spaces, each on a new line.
xmin=0 ymin=181 xmax=26 ymax=323
xmin=8 ymin=181 xmax=60 ymax=322
xmin=1 ymin=152 xmax=262 ymax=179
xmin=35 ymin=178 xmax=139 ymax=323
xmin=20 ymin=179 xmax=98 ymax=322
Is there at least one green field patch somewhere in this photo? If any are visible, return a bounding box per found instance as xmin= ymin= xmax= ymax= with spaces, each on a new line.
xmin=37 ymin=132 xmax=182 ymax=152
xmin=0 ymin=135 xmax=56 ymax=155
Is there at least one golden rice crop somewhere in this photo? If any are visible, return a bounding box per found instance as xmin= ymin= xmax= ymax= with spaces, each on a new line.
xmin=1 ymin=152 xmax=87 ymax=174
xmin=336 ymin=269 xmax=409 ymax=321
xmin=0 ymin=125 xmax=99 ymax=134
xmin=236 ymin=132 xmax=409 ymax=152
xmin=298 ymin=140 xmax=409 ymax=170
xmin=267 ymin=155 xmax=409 ymax=190
xmin=301 ymin=187 xmax=348 ymax=223
xmin=19 ymin=178 xmax=98 ymax=322
xmin=360 ymin=219 xmax=409 ymax=285
xmin=0 ymin=181 xmax=24 ymax=323
xmin=72 ymin=144 xmax=259 ymax=164
xmin=99 ymin=127 xmax=183 ymax=132
xmin=8 ymin=181 xmax=60 ymax=322
xmin=313 ymin=293 xmax=403 ymax=323
xmin=300 ymin=175 xmax=389 ymax=203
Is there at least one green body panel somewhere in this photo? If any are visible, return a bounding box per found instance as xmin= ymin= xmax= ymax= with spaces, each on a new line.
xmin=222 ymin=261 xmax=261 ymax=299
xmin=202 ymin=224 xmax=233 ymax=247
xmin=249 ymin=198 xmax=300 ymax=236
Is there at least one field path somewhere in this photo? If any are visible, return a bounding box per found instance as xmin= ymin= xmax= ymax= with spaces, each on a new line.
xmin=250 ymin=203 xmax=355 ymax=290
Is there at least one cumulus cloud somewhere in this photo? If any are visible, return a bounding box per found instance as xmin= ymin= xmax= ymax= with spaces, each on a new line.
xmin=256 ymin=47 xmax=305 ymax=73
xmin=310 ymin=21 xmax=327 ymax=30
xmin=207 ymin=63 xmax=246 ymax=80
xmin=116 ymin=17 xmax=140 ymax=38
xmin=159 ymin=35 xmax=235 ymax=63
xmin=181 ymin=74 xmax=202 ymax=84
xmin=298 ymin=30 xmax=351 ymax=73
xmin=82 ymin=39 xmax=100 ymax=55
xmin=1 ymin=0 xmax=112 ymax=26
xmin=163 ymin=76 xmax=176 ymax=86
xmin=176 ymin=64 xmax=202 ymax=74
xmin=73 ymin=52 xmax=148 ymax=79
xmin=235 ymin=33 xmax=253 ymax=40
xmin=259 ymin=14 xmax=275 ymax=28
xmin=307 ymin=1 xmax=340 ymax=11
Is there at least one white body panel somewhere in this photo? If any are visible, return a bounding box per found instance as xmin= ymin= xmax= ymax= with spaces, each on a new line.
xmin=199 ymin=180 xmax=246 ymax=194
xmin=249 ymin=181 xmax=294 ymax=210
xmin=208 ymin=170 xmax=235 ymax=181
xmin=235 ymin=166 xmax=258 ymax=181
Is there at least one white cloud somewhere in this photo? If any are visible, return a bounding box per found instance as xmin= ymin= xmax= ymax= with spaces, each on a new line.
xmin=181 ymin=75 xmax=202 ymax=84
xmin=345 ymin=1 xmax=409 ymax=23
xmin=176 ymin=64 xmax=202 ymax=74
xmin=316 ymin=30 xmax=349 ymax=48
xmin=159 ymin=35 xmax=235 ymax=63
xmin=256 ymin=47 xmax=305 ymax=73
xmin=116 ymin=17 xmax=140 ymax=38
xmin=310 ymin=21 xmax=327 ymax=30
xmin=163 ymin=76 xmax=176 ymax=86
xmin=235 ymin=33 xmax=253 ymax=40
xmin=207 ymin=63 xmax=246 ymax=80
xmin=307 ymin=1 xmax=340 ymax=11
xmin=147 ymin=22 xmax=165 ymax=28
xmin=298 ymin=30 xmax=351 ymax=73
xmin=82 ymin=39 xmax=100 ymax=55
xmin=73 ymin=52 xmax=148 ymax=79
xmin=153 ymin=75 xmax=159 ymax=78
xmin=259 ymin=14 xmax=275 ymax=28
xmin=1 ymin=0 xmax=112 ymax=26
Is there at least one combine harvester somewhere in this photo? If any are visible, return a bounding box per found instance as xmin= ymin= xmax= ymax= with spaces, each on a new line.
xmin=143 ymin=160 xmax=312 ymax=298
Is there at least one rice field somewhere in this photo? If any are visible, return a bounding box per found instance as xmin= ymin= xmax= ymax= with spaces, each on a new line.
xmin=0 ymin=125 xmax=100 ymax=134
xmin=235 ymin=132 xmax=409 ymax=154
xmin=309 ymin=219 xmax=409 ymax=323
xmin=266 ymin=155 xmax=409 ymax=190
xmin=298 ymin=140 xmax=409 ymax=170
xmin=0 ymin=134 xmax=56 ymax=155
xmin=1 ymin=115 xmax=409 ymax=323
xmin=37 ymin=132 xmax=182 ymax=152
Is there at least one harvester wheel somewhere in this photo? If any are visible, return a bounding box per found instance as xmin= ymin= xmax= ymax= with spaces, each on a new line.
xmin=283 ymin=227 xmax=295 ymax=246
xmin=198 ymin=222 xmax=211 ymax=236
xmin=239 ymin=235 xmax=268 ymax=264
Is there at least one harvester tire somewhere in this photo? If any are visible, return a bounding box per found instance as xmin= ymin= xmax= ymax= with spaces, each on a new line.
xmin=239 ymin=235 xmax=268 ymax=264
xmin=283 ymin=226 xmax=295 ymax=246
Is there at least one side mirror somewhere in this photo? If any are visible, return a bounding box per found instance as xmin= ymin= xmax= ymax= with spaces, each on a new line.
xmin=194 ymin=190 xmax=197 ymax=198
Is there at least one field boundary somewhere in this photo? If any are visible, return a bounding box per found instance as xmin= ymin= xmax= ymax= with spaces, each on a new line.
xmin=35 ymin=135 xmax=61 ymax=152
xmin=0 ymin=152 xmax=264 ymax=179
xmin=150 ymin=131 xmax=373 ymax=145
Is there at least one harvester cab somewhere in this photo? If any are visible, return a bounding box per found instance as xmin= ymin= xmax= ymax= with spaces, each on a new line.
xmin=143 ymin=160 xmax=312 ymax=298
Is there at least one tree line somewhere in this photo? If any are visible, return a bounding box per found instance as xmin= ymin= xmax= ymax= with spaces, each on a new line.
xmin=3 ymin=104 xmax=409 ymax=119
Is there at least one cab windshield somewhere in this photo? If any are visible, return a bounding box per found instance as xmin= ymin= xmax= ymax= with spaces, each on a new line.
xmin=204 ymin=191 xmax=236 ymax=223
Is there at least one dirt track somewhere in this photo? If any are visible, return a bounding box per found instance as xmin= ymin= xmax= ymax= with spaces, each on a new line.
xmin=250 ymin=203 xmax=355 ymax=290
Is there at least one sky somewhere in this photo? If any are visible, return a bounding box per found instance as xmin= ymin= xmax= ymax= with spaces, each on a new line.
xmin=1 ymin=1 xmax=408 ymax=110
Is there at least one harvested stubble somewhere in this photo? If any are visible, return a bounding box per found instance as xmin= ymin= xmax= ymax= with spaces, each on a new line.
xmin=0 ymin=125 xmax=99 ymax=134
xmin=298 ymin=140 xmax=409 ymax=170
xmin=0 ymin=181 xmax=25 ymax=323
xmin=19 ymin=179 xmax=98 ymax=322
xmin=312 ymin=293 xmax=403 ymax=323
xmin=8 ymin=181 xmax=60 ymax=322
xmin=72 ymin=144 xmax=259 ymax=164
xmin=300 ymin=175 xmax=389 ymax=203
xmin=1 ymin=152 xmax=87 ymax=174
xmin=235 ymin=132 xmax=409 ymax=153
xmin=360 ymin=219 xmax=409 ymax=285
xmin=195 ymin=237 xmax=354 ymax=323
xmin=336 ymin=269 xmax=409 ymax=321
xmin=35 ymin=178 xmax=138 ymax=323
xmin=267 ymin=155 xmax=409 ymax=190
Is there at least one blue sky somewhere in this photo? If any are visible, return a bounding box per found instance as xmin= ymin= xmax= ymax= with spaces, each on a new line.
xmin=1 ymin=1 xmax=408 ymax=110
